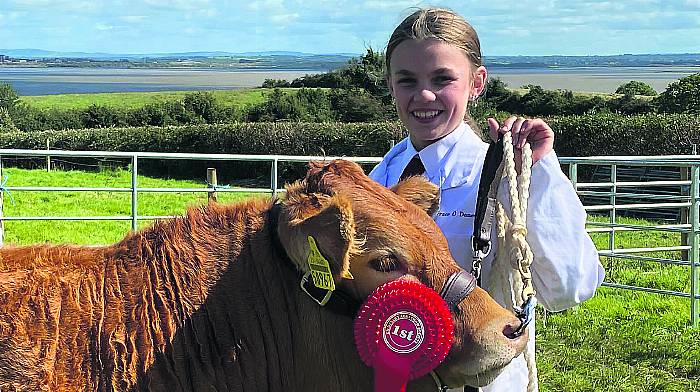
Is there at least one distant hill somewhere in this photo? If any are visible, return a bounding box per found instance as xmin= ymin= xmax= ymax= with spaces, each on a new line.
xmin=1 ymin=49 xmax=699 ymax=71
xmin=0 ymin=48 xmax=359 ymax=60
xmin=485 ymin=53 xmax=700 ymax=69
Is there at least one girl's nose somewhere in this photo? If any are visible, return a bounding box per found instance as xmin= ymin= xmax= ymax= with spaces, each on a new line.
xmin=416 ymin=88 xmax=436 ymax=102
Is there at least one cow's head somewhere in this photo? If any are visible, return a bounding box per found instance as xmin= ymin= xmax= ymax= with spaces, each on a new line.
xmin=276 ymin=160 xmax=527 ymax=389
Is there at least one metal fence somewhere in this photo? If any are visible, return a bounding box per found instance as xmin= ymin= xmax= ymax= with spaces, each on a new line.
xmin=563 ymin=155 xmax=700 ymax=327
xmin=0 ymin=149 xmax=698 ymax=327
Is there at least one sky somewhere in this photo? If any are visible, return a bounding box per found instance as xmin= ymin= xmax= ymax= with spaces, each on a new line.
xmin=0 ymin=0 xmax=699 ymax=56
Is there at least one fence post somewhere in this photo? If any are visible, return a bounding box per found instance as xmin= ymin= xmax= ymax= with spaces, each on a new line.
xmin=691 ymin=163 xmax=699 ymax=328
xmin=568 ymin=162 xmax=578 ymax=189
xmin=271 ymin=158 xmax=279 ymax=198
xmin=131 ymin=154 xmax=138 ymax=232
xmin=0 ymin=156 xmax=4 ymax=247
xmin=609 ymin=164 xmax=617 ymax=253
xmin=207 ymin=168 xmax=218 ymax=203
xmin=46 ymin=139 xmax=51 ymax=172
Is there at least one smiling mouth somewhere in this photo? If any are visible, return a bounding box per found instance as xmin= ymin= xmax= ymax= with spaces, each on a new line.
xmin=411 ymin=110 xmax=443 ymax=120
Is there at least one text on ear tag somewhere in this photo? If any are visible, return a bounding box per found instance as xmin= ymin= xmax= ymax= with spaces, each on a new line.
xmin=306 ymin=236 xmax=335 ymax=291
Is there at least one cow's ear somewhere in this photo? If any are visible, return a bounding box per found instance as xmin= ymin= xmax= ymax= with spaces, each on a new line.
xmin=278 ymin=193 xmax=356 ymax=283
xmin=391 ymin=176 xmax=440 ymax=216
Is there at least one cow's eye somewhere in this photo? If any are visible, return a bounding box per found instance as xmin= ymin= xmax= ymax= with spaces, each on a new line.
xmin=368 ymin=255 xmax=400 ymax=272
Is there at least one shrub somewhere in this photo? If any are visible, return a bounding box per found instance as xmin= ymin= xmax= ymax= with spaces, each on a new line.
xmin=615 ymin=81 xmax=657 ymax=96
xmin=81 ymin=104 xmax=123 ymax=128
xmin=0 ymin=83 xmax=20 ymax=114
xmin=183 ymin=91 xmax=217 ymax=123
xmin=0 ymin=107 xmax=18 ymax=132
xmin=247 ymin=88 xmax=335 ymax=122
xmin=607 ymin=94 xmax=656 ymax=115
xmin=328 ymin=88 xmax=394 ymax=122
xmin=655 ymin=73 xmax=700 ymax=114
xmin=262 ymin=79 xmax=291 ymax=88
xmin=518 ymin=85 xmax=567 ymax=116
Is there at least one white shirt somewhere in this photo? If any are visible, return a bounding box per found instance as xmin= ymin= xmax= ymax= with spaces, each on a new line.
xmin=369 ymin=122 xmax=605 ymax=391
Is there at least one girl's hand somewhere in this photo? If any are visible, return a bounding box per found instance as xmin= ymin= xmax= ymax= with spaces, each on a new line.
xmin=487 ymin=116 xmax=554 ymax=171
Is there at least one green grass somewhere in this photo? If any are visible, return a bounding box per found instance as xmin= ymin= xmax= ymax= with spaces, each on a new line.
xmin=534 ymin=215 xmax=700 ymax=391
xmin=19 ymin=88 xmax=272 ymax=111
xmin=0 ymin=168 xmax=698 ymax=390
xmin=537 ymin=288 xmax=699 ymax=391
xmin=0 ymin=167 xmax=266 ymax=244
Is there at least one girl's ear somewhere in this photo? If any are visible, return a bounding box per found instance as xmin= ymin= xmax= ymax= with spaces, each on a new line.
xmin=472 ymin=65 xmax=488 ymax=98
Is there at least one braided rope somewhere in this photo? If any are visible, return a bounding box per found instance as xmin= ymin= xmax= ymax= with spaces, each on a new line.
xmin=490 ymin=131 xmax=538 ymax=391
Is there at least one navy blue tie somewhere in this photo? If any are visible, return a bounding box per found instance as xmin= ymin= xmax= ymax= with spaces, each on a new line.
xmin=400 ymin=155 xmax=425 ymax=181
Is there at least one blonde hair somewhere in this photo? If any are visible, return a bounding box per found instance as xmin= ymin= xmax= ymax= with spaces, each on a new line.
xmin=385 ymin=7 xmax=485 ymax=134
xmin=386 ymin=8 xmax=482 ymax=75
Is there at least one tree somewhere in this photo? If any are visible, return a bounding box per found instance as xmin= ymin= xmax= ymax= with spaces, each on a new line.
xmin=262 ymin=79 xmax=291 ymax=88
xmin=183 ymin=91 xmax=218 ymax=123
xmin=615 ymin=81 xmax=657 ymax=96
xmin=0 ymin=107 xmax=19 ymax=132
xmin=0 ymin=83 xmax=20 ymax=112
xmin=655 ymin=73 xmax=700 ymax=114
xmin=329 ymin=88 xmax=393 ymax=122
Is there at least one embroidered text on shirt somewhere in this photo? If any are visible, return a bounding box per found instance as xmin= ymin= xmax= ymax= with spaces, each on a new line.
xmin=436 ymin=210 xmax=475 ymax=218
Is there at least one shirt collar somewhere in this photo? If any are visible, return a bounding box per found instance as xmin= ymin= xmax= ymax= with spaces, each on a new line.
xmin=413 ymin=122 xmax=467 ymax=182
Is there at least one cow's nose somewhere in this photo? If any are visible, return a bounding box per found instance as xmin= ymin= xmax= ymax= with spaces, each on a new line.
xmin=502 ymin=317 xmax=528 ymax=350
xmin=503 ymin=318 xmax=522 ymax=339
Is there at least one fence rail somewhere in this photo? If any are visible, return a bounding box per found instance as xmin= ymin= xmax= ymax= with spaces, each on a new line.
xmin=0 ymin=149 xmax=698 ymax=327
xmin=563 ymin=155 xmax=700 ymax=327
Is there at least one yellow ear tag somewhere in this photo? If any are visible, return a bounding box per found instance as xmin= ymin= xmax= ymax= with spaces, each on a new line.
xmin=306 ymin=236 xmax=335 ymax=291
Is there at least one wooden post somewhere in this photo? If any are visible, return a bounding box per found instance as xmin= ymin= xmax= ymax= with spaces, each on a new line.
xmin=207 ymin=168 xmax=218 ymax=203
xmin=46 ymin=139 xmax=51 ymax=172
xmin=0 ymin=156 xmax=4 ymax=247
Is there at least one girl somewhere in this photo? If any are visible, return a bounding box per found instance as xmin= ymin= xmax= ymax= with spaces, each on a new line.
xmin=369 ymin=7 xmax=605 ymax=391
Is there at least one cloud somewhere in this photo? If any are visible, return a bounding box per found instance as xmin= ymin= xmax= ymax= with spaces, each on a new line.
xmin=1 ymin=0 xmax=698 ymax=55
xmin=8 ymin=0 xmax=100 ymax=12
xmin=270 ymin=12 xmax=299 ymax=24
xmin=120 ymin=15 xmax=148 ymax=23
xmin=143 ymin=0 xmax=212 ymax=10
xmin=95 ymin=23 xmax=114 ymax=31
xmin=247 ymin=0 xmax=284 ymax=12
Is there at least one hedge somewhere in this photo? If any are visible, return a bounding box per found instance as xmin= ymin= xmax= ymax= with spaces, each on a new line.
xmin=0 ymin=122 xmax=406 ymax=183
xmin=1 ymin=113 xmax=699 ymax=181
xmin=548 ymin=113 xmax=700 ymax=157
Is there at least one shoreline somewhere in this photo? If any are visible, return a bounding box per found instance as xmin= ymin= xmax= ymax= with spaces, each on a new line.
xmin=2 ymin=65 xmax=698 ymax=95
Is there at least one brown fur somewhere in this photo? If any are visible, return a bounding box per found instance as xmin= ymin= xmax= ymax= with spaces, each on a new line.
xmin=0 ymin=160 xmax=526 ymax=391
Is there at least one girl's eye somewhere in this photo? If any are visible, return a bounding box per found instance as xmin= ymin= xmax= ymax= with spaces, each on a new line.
xmin=368 ymin=256 xmax=400 ymax=272
xmin=435 ymin=75 xmax=455 ymax=84
xmin=396 ymin=78 xmax=415 ymax=86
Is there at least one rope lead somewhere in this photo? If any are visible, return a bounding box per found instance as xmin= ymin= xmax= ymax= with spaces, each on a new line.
xmin=491 ymin=131 xmax=538 ymax=392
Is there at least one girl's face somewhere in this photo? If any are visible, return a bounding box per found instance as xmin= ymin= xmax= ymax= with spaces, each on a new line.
xmin=387 ymin=38 xmax=486 ymax=150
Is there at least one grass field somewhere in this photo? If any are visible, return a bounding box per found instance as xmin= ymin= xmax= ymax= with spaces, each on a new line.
xmin=0 ymin=167 xmax=698 ymax=391
xmin=19 ymin=88 xmax=272 ymax=111
xmin=0 ymin=167 xmax=266 ymax=244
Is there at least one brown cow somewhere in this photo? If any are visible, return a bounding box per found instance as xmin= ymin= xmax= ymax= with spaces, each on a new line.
xmin=0 ymin=160 xmax=526 ymax=392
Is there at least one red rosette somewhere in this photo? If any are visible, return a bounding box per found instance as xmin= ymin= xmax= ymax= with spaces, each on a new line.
xmin=353 ymin=279 xmax=454 ymax=392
